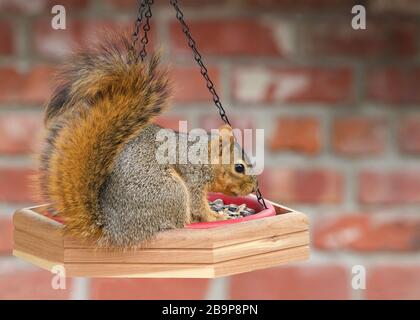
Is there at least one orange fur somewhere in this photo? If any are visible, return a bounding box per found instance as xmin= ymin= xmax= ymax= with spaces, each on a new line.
xmin=39 ymin=37 xmax=170 ymax=240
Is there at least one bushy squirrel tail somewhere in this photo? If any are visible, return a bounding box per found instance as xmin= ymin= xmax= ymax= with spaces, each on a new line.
xmin=39 ymin=34 xmax=171 ymax=240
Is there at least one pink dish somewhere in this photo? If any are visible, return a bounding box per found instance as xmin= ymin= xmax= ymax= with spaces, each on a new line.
xmin=186 ymin=192 xmax=275 ymax=229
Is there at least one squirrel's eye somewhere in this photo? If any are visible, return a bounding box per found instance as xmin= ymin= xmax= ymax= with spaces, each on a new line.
xmin=235 ymin=163 xmax=245 ymax=174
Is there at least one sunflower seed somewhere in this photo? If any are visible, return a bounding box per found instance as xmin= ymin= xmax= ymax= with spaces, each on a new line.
xmin=213 ymin=199 xmax=224 ymax=206
xmin=208 ymin=200 xmax=258 ymax=219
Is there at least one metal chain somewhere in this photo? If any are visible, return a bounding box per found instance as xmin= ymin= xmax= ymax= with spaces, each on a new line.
xmin=130 ymin=0 xmax=146 ymax=60
xmin=169 ymin=0 xmax=267 ymax=209
xmin=169 ymin=0 xmax=231 ymax=127
xmin=130 ymin=0 xmax=153 ymax=62
xmin=255 ymin=183 xmax=267 ymax=209
xmin=139 ymin=0 xmax=153 ymax=61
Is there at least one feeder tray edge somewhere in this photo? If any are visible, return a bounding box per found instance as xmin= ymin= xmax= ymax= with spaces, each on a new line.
xmin=12 ymin=200 xmax=310 ymax=278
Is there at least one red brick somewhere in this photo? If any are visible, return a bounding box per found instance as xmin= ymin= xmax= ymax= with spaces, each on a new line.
xmin=233 ymin=66 xmax=353 ymax=104
xmin=154 ymin=116 xmax=185 ymax=131
xmin=199 ymin=115 xmax=256 ymax=149
xmin=155 ymin=116 xmax=251 ymax=134
xmin=199 ymin=115 xmax=255 ymax=132
xmin=370 ymin=0 xmax=420 ymax=15
xmin=269 ymin=117 xmax=321 ymax=155
xmin=171 ymin=0 xmax=228 ymax=5
xmin=229 ymin=266 xmax=349 ymax=299
xmin=104 ymin=0 xmax=133 ymax=9
xmin=247 ymin=0 xmax=358 ymax=11
xmin=170 ymin=65 xmax=221 ymax=103
xmin=0 ymin=168 xmax=35 ymax=203
xmin=47 ymin=0 xmax=90 ymax=10
xmin=260 ymin=168 xmax=343 ymax=203
xmin=304 ymin=22 xmax=417 ymax=58
xmin=367 ymin=266 xmax=420 ymax=299
xmin=91 ymin=278 xmax=209 ymax=300
xmin=359 ymin=171 xmax=420 ymax=205
xmin=33 ymin=18 xmax=135 ymax=59
xmin=367 ymin=67 xmax=420 ymax=104
xmin=106 ymin=0 xmax=226 ymax=9
xmin=388 ymin=23 xmax=419 ymax=56
xmin=399 ymin=117 xmax=420 ymax=154
xmin=0 ymin=218 xmax=13 ymax=255
xmin=0 ymin=20 xmax=14 ymax=55
xmin=0 ymin=0 xmax=46 ymax=14
xmin=0 ymin=113 xmax=44 ymax=155
xmin=314 ymin=214 xmax=420 ymax=252
xmin=0 ymin=0 xmax=89 ymax=14
xmin=170 ymin=19 xmax=289 ymax=57
xmin=0 ymin=268 xmax=71 ymax=299
xmin=333 ymin=117 xmax=386 ymax=156
xmin=0 ymin=66 xmax=54 ymax=105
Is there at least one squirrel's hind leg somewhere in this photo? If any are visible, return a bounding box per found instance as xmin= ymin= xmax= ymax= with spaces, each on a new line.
xmin=99 ymin=167 xmax=191 ymax=248
xmin=167 ymin=167 xmax=192 ymax=225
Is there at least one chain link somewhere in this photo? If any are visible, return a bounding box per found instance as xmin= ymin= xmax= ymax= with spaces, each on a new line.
xmin=130 ymin=0 xmax=146 ymax=60
xmin=169 ymin=0 xmax=267 ymax=209
xmin=130 ymin=0 xmax=153 ymax=62
xmin=139 ymin=0 xmax=153 ymax=62
xmin=255 ymin=183 xmax=268 ymax=209
xmin=170 ymin=0 xmax=231 ymax=127
xmin=130 ymin=0 xmax=267 ymax=209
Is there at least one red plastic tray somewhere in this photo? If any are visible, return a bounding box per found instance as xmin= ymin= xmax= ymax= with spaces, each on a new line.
xmin=186 ymin=192 xmax=276 ymax=229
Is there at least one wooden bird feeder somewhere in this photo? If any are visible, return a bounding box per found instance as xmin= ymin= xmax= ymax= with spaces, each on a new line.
xmin=12 ymin=0 xmax=310 ymax=278
xmin=12 ymin=200 xmax=309 ymax=278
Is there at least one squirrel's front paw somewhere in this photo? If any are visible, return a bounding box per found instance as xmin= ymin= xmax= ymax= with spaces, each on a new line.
xmin=207 ymin=210 xmax=230 ymax=222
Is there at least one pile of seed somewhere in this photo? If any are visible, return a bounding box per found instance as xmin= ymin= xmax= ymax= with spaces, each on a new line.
xmin=209 ymin=198 xmax=256 ymax=219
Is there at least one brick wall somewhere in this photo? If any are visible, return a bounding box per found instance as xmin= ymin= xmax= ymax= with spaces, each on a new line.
xmin=1 ymin=0 xmax=420 ymax=299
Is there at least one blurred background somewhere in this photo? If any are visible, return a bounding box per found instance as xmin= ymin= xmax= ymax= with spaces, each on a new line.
xmin=1 ymin=0 xmax=420 ymax=299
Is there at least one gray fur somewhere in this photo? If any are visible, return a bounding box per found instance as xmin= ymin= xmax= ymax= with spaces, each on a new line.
xmin=99 ymin=125 xmax=189 ymax=247
xmin=99 ymin=124 xmax=256 ymax=247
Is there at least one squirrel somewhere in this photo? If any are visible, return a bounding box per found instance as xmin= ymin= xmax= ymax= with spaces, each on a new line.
xmin=38 ymin=33 xmax=258 ymax=247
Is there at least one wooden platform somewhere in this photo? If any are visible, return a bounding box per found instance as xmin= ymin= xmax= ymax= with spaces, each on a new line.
xmin=13 ymin=201 xmax=310 ymax=278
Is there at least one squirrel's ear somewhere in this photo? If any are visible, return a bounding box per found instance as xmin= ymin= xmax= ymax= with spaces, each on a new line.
xmin=209 ymin=124 xmax=234 ymax=162
xmin=218 ymin=124 xmax=233 ymax=138
xmin=218 ymin=124 xmax=234 ymax=147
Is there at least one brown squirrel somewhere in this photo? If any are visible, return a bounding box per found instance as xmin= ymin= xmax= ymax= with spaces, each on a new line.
xmin=38 ymin=34 xmax=257 ymax=247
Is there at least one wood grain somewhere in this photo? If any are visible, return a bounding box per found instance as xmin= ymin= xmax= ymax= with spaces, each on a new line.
xmin=26 ymin=203 xmax=307 ymax=250
xmin=63 ymin=211 xmax=309 ymax=249
xmin=63 ymin=230 xmax=309 ymax=264
xmin=13 ymin=201 xmax=310 ymax=278
xmin=213 ymin=230 xmax=308 ymax=263
xmin=214 ymin=245 xmax=309 ymax=278
xmin=14 ymin=230 xmax=64 ymax=263
xmin=65 ymin=246 xmax=309 ymax=278
xmin=13 ymin=208 xmax=63 ymax=244
xmin=64 ymin=247 xmax=212 ymax=264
